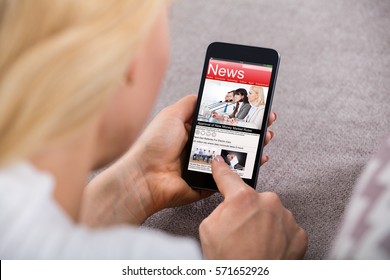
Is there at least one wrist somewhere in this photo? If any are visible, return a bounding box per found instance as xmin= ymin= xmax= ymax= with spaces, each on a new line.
xmin=117 ymin=152 xmax=160 ymax=221
xmin=80 ymin=152 xmax=157 ymax=227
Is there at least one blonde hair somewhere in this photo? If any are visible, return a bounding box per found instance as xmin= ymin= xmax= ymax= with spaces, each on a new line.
xmin=0 ymin=0 xmax=168 ymax=166
xmin=250 ymin=86 xmax=265 ymax=107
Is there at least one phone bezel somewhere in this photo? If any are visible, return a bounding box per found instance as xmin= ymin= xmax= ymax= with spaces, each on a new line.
xmin=182 ymin=42 xmax=280 ymax=191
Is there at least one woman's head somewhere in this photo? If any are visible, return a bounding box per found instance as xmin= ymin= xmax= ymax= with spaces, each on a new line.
xmin=0 ymin=0 xmax=170 ymax=167
xmin=234 ymin=88 xmax=248 ymax=103
xmin=248 ymin=86 xmax=265 ymax=107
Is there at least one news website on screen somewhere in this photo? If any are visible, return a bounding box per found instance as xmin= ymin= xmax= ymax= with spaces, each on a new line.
xmin=188 ymin=58 xmax=272 ymax=179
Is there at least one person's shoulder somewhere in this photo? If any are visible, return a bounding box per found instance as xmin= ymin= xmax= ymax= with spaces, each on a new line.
xmin=0 ymin=162 xmax=203 ymax=259
xmin=240 ymin=103 xmax=251 ymax=113
xmin=330 ymin=135 xmax=390 ymax=259
xmin=0 ymin=161 xmax=55 ymax=201
xmin=0 ymin=162 xmax=72 ymax=259
xmin=242 ymin=103 xmax=251 ymax=108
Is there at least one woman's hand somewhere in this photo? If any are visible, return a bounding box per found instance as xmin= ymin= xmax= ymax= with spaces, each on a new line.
xmin=227 ymin=117 xmax=237 ymax=125
xmin=81 ymin=95 xmax=277 ymax=226
xmin=122 ymin=96 xmax=213 ymax=216
xmin=127 ymin=95 xmax=276 ymax=214
xmin=200 ymin=156 xmax=307 ymax=259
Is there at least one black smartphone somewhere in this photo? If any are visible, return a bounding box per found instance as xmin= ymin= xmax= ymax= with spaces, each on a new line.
xmin=182 ymin=42 xmax=280 ymax=191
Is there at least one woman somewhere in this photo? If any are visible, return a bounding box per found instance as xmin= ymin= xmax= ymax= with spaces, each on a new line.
xmin=212 ymin=88 xmax=250 ymax=121
xmin=229 ymin=88 xmax=251 ymax=119
xmin=0 ymin=1 xmax=306 ymax=259
xmin=231 ymin=86 xmax=266 ymax=129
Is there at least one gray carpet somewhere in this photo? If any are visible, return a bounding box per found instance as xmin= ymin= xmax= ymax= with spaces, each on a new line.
xmin=142 ymin=0 xmax=390 ymax=259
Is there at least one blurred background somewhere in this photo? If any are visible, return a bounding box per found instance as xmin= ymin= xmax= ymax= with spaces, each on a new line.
xmin=143 ymin=0 xmax=390 ymax=259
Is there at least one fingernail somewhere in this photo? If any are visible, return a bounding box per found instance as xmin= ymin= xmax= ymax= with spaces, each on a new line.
xmin=270 ymin=130 xmax=275 ymax=139
xmin=274 ymin=112 xmax=277 ymax=120
xmin=214 ymin=155 xmax=224 ymax=163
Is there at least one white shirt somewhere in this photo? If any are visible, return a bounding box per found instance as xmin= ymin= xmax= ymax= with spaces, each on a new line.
xmin=234 ymin=102 xmax=243 ymax=115
xmin=244 ymin=105 xmax=257 ymax=121
xmin=238 ymin=101 xmax=244 ymax=111
xmin=0 ymin=162 xmax=202 ymax=259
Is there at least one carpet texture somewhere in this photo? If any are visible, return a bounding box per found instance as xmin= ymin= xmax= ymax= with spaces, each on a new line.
xmin=142 ymin=0 xmax=390 ymax=259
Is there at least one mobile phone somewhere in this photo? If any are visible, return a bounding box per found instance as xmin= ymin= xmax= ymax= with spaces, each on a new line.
xmin=182 ymin=42 xmax=280 ymax=191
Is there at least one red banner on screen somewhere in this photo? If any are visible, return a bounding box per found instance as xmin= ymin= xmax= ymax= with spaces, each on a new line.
xmin=206 ymin=59 xmax=272 ymax=86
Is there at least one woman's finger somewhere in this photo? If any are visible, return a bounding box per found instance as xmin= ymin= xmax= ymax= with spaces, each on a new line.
xmin=260 ymin=155 xmax=269 ymax=165
xmin=267 ymin=112 xmax=277 ymax=127
xmin=264 ymin=130 xmax=275 ymax=147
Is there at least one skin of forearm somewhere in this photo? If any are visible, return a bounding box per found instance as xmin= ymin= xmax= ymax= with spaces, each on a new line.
xmin=79 ymin=158 xmax=155 ymax=227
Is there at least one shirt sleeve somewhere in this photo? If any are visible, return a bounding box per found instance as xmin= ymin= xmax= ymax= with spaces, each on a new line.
xmin=0 ymin=162 xmax=203 ymax=260
xmin=61 ymin=225 xmax=203 ymax=260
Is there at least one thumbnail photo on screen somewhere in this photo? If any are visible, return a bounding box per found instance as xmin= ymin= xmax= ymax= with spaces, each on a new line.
xmin=220 ymin=149 xmax=247 ymax=171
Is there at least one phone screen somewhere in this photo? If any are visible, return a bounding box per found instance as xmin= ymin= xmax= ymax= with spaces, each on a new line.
xmin=186 ymin=57 xmax=273 ymax=180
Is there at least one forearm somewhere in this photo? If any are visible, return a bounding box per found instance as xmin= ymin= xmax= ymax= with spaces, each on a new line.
xmin=79 ymin=156 xmax=155 ymax=227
